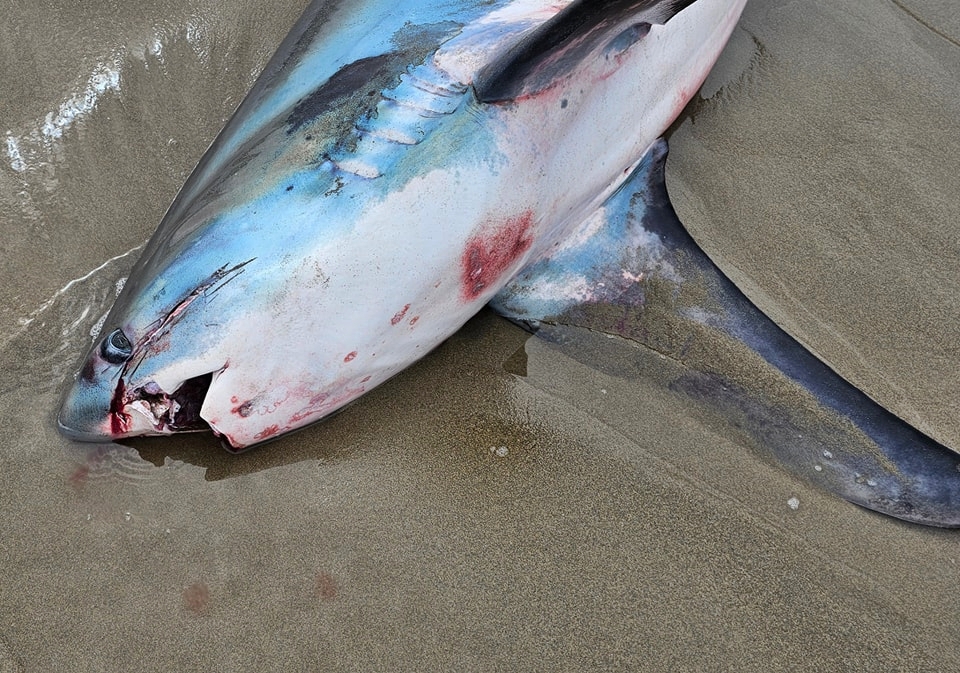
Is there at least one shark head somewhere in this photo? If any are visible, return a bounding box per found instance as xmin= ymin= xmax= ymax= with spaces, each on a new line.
xmin=58 ymin=250 xmax=255 ymax=449
xmin=56 ymin=162 xmax=453 ymax=451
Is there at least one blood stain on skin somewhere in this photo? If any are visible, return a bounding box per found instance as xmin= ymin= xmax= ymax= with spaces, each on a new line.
xmin=232 ymin=400 xmax=253 ymax=417
xmin=254 ymin=424 xmax=282 ymax=440
xmin=390 ymin=304 xmax=411 ymax=325
xmin=109 ymin=379 xmax=131 ymax=435
xmin=671 ymin=85 xmax=693 ymax=119
xmin=289 ymin=382 xmax=365 ymax=424
xmin=460 ymin=210 xmax=534 ymax=302
xmin=672 ymin=66 xmax=712 ymax=119
xmin=344 ymin=351 xmax=358 ymax=363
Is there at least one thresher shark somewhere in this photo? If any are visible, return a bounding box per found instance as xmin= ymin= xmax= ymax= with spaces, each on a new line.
xmin=58 ymin=0 xmax=960 ymax=526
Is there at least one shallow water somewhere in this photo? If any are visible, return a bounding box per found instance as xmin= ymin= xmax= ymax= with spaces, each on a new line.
xmin=2 ymin=0 xmax=960 ymax=670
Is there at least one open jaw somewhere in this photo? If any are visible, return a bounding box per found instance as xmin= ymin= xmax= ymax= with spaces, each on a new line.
xmin=113 ymin=373 xmax=214 ymax=437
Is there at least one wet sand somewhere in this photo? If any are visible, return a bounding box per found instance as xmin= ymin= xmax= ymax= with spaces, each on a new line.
xmin=2 ymin=0 xmax=959 ymax=670
xmin=668 ymin=0 xmax=960 ymax=449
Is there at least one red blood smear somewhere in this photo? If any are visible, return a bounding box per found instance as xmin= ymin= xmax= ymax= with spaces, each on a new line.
xmin=315 ymin=572 xmax=338 ymax=601
xmin=254 ymin=424 xmax=281 ymax=440
xmin=671 ymin=66 xmax=712 ymax=120
xmin=343 ymin=351 xmax=358 ymax=363
xmin=671 ymin=86 xmax=693 ymax=120
xmin=68 ymin=464 xmax=90 ymax=490
xmin=390 ymin=304 xmax=411 ymax=326
xmin=289 ymin=383 xmax=364 ymax=424
xmin=109 ymin=379 xmax=130 ymax=435
xmin=460 ymin=211 xmax=534 ymax=302
xmin=289 ymin=391 xmax=329 ymax=423
xmin=183 ymin=582 xmax=210 ymax=615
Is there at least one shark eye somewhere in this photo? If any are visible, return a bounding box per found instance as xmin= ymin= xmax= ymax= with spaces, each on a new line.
xmin=100 ymin=328 xmax=133 ymax=364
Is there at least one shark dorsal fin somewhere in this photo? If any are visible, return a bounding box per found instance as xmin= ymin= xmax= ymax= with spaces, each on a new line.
xmin=474 ymin=0 xmax=697 ymax=103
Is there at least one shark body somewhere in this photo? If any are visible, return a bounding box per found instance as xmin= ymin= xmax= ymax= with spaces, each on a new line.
xmin=59 ymin=0 xmax=746 ymax=448
xmin=58 ymin=0 xmax=960 ymax=526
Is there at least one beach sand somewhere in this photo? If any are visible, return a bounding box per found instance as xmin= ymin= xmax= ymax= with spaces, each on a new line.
xmin=1 ymin=0 xmax=959 ymax=670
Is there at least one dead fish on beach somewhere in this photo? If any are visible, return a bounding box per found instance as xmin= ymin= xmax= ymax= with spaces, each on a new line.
xmin=58 ymin=0 xmax=960 ymax=526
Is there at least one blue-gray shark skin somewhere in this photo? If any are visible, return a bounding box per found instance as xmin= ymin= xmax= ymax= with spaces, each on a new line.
xmin=56 ymin=0 xmax=960 ymax=526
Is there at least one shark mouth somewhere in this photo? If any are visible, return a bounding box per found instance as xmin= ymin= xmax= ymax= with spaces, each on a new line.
xmin=120 ymin=373 xmax=214 ymax=435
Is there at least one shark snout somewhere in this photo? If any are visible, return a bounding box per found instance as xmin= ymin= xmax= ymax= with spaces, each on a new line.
xmin=57 ymin=374 xmax=118 ymax=442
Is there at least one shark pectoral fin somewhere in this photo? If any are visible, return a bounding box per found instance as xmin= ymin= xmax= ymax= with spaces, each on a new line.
xmin=493 ymin=138 xmax=960 ymax=527
xmin=474 ymin=0 xmax=695 ymax=103
xmin=491 ymin=140 xmax=672 ymax=326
